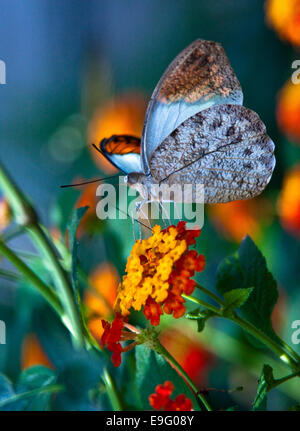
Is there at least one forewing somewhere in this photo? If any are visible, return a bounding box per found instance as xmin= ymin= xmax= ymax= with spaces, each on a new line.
xmin=141 ymin=39 xmax=243 ymax=173
xmin=149 ymin=104 xmax=275 ymax=204
xmin=99 ymin=135 xmax=143 ymax=174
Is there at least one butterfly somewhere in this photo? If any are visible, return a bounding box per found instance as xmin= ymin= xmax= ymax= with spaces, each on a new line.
xmin=94 ymin=39 xmax=275 ymax=204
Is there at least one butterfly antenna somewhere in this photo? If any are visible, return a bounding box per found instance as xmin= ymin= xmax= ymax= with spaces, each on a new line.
xmin=60 ymin=175 xmax=118 ymax=188
xmin=91 ymin=143 xmax=104 ymax=155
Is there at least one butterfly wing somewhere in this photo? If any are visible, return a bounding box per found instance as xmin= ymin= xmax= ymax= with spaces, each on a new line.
xmin=149 ymin=104 xmax=275 ymax=203
xmin=98 ymin=135 xmax=143 ymax=173
xmin=141 ymin=39 xmax=243 ymax=173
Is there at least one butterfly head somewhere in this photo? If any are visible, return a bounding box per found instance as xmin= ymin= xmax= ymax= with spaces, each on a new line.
xmin=126 ymin=172 xmax=153 ymax=200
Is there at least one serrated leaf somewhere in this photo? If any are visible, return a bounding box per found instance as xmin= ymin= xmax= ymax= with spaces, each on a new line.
xmin=252 ymin=364 xmax=275 ymax=411
xmin=186 ymin=308 xmax=216 ymax=332
xmin=0 ymin=366 xmax=60 ymax=411
xmin=135 ymin=345 xmax=198 ymax=410
xmin=217 ymin=236 xmax=279 ymax=346
xmin=222 ymin=288 xmax=253 ymax=317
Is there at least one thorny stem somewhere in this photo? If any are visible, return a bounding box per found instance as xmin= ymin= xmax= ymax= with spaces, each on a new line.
xmin=156 ymin=340 xmax=213 ymax=411
xmin=0 ymin=162 xmax=84 ymax=348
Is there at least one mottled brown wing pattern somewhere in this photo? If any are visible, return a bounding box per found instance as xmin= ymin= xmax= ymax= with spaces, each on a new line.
xmin=149 ymin=104 xmax=275 ymax=204
xmin=157 ymin=39 xmax=242 ymax=104
xmin=141 ymin=39 xmax=243 ymax=172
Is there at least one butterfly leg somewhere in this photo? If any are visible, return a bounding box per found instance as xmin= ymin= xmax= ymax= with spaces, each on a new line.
xmin=134 ymin=199 xmax=153 ymax=241
xmin=158 ymin=199 xmax=173 ymax=225
xmin=130 ymin=210 xmax=137 ymax=242
xmin=157 ymin=201 xmax=167 ymax=227
xmin=136 ymin=199 xmax=153 ymax=227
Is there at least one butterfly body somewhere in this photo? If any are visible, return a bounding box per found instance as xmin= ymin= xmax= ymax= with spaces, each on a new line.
xmin=98 ymin=39 xmax=275 ymax=204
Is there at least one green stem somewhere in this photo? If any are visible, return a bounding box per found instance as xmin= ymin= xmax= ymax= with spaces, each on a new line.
xmin=184 ymin=294 xmax=299 ymax=370
xmin=231 ymin=314 xmax=299 ymax=370
xmin=183 ymin=293 xmax=220 ymax=314
xmin=0 ymin=240 xmax=63 ymax=316
xmin=0 ymin=384 xmax=64 ymax=408
xmin=102 ymin=368 xmax=123 ymax=411
xmin=1 ymin=225 xmax=24 ymax=242
xmin=195 ymin=283 xmax=224 ymax=306
xmin=0 ymin=267 xmax=20 ymax=281
xmin=156 ymin=340 xmax=212 ymax=411
xmin=194 ymin=284 xmax=300 ymax=364
xmin=269 ymin=370 xmax=300 ymax=391
xmin=10 ymin=249 xmax=39 ymax=260
xmin=29 ymin=224 xmax=84 ymax=347
xmin=0 ymin=163 xmax=84 ymax=349
xmin=279 ymin=339 xmax=300 ymax=363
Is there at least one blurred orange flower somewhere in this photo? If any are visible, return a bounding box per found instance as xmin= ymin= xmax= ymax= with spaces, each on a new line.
xmin=277 ymin=165 xmax=300 ymax=236
xmin=160 ymin=327 xmax=214 ymax=385
xmin=271 ymin=288 xmax=287 ymax=333
xmin=84 ymin=262 xmax=119 ymax=340
xmin=0 ymin=198 xmax=12 ymax=230
xmin=207 ymin=198 xmax=273 ymax=242
xmin=21 ymin=334 xmax=53 ymax=370
xmin=277 ymin=80 xmax=300 ymax=145
xmin=72 ymin=179 xmax=101 ymax=237
xmin=87 ymin=93 xmax=147 ymax=173
xmin=265 ymin=0 xmax=300 ymax=46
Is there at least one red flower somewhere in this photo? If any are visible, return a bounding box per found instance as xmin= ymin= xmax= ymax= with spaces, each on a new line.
xmin=101 ymin=316 xmax=124 ymax=367
xmin=143 ymin=297 xmax=163 ymax=326
xmin=149 ymin=381 xmax=193 ymax=411
xmin=143 ymin=222 xmax=205 ymax=325
xmin=100 ymin=315 xmax=139 ymax=367
xmin=115 ymin=221 xmax=205 ymax=326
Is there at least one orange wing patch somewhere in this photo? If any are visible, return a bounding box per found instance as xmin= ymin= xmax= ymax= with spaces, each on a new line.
xmin=101 ymin=135 xmax=141 ymax=155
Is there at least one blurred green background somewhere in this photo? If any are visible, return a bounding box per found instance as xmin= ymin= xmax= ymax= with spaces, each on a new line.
xmin=0 ymin=0 xmax=300 ymax=411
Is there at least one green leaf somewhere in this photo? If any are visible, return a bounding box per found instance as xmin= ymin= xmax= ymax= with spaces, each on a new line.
xmin=0 ymin=374 xmax=14 ymax=403
xmin=252 ymin=364 xmax=275 ymax=411
xmin=222 ymin=288 xmax=254 ymax=317
xmin=51 ymin=189 xmax=80 ymax=233
xmin=0 ymin=366 xmax=60 ymax=411
xmin=135 ymin=345 xmax=198 ymax=410
xmin=67 ymin=206 xmax=89 ymax=297
xmin=186 ymin=308 xmax=216 ymax=332
xmin=289 ymin=404 xmax=300 ymax=411
xmin=217 ymin=236 xmax=279 ymax=346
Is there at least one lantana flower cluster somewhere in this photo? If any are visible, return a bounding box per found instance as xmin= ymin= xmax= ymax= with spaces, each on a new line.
xmin=100 ymin=222 xmax=205 ymax=367
xmin=149 ymin=381 xmax=193 ymax=411
xmin=115 ymin=221 xmax=205 ymax=325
